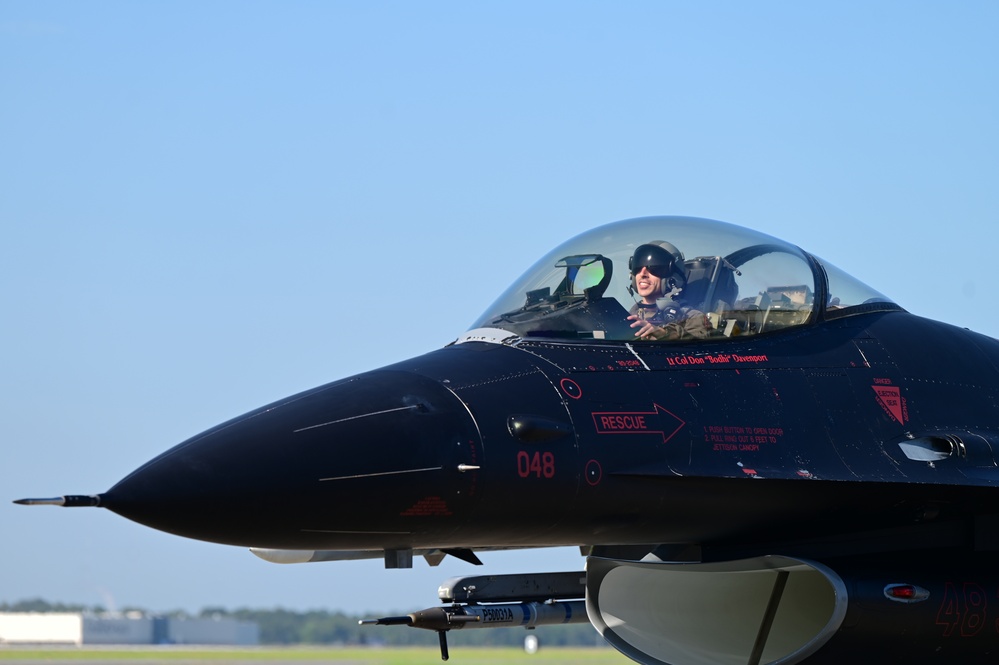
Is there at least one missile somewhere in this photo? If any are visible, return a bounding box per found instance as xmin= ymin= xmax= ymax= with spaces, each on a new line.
xmin=361 ymin=601 xmax=587 ymax=662
xmin=361 ymin=600 xmax=586 ymax=631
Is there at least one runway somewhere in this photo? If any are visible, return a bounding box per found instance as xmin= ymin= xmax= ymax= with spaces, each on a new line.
xmin=0 ymin=646 xmax=629 ymax=665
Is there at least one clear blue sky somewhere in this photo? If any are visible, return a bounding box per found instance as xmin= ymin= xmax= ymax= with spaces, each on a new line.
xmin=3 ymin=2 xmax=997 ymax=615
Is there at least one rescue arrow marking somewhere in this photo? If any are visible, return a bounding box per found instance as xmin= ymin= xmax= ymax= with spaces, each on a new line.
xmin=591 ymin=404 xmax=686 ymax=443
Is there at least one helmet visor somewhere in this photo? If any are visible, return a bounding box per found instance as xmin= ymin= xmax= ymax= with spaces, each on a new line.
xmin=630 ymin=244 xmax=675 ymax=278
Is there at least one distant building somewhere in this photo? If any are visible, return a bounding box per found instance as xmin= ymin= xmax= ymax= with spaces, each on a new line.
xmin=0 ymin=613 xmax=258 ymax=646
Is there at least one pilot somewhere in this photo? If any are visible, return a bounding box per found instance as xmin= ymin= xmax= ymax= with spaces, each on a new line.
xmin=627 ymin=241 xmax=711 ymax=341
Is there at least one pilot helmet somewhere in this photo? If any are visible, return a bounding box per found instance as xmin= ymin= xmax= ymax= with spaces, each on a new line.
xmin=629 ymin=241 xmax=686 ymax=296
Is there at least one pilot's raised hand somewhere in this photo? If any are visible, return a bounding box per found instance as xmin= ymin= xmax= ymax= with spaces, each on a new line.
xmin=628 ymin=314 xmax=659 ymax=340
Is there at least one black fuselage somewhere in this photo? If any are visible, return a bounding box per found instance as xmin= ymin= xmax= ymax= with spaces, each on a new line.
xmin=101 ymin=309 xmax=999 ymax=559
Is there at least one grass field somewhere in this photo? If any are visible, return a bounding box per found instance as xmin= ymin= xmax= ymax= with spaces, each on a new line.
xmin=0 ymin=646 xmax=633 ymax=664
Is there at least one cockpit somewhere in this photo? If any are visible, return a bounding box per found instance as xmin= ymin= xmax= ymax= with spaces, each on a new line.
xmin=467 ymin=216 xmax=898 ymax=343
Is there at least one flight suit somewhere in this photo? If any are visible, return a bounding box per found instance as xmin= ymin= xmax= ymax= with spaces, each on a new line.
xmin=629 ymin=302 xmax=712 ymax=341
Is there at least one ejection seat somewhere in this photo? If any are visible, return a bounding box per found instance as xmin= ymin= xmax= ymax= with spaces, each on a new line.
xmin=684 ymin=246 xmax=816 ymax=337
xmin=682 ymin=256 xmax=741 ymax=336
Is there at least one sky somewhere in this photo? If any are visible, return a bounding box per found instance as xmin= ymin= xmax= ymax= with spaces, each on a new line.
xmin=3 ymin=2 xmax=998 ymax=616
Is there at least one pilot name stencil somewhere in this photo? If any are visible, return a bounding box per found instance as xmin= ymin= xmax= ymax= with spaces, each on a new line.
xmin=666 ymin=353 xmax=769 ymax=367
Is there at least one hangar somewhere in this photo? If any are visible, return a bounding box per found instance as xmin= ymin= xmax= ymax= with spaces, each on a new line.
xmin=0 ymin=612 xmax=258 ymax=645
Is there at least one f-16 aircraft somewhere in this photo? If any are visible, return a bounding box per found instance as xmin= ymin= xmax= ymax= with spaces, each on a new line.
xmin=17 ymin=216 xmax=999 ymax=664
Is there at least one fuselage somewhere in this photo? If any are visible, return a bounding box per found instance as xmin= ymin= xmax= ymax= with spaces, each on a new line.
xmin=101 ymin=308 xmax=999 ymax=557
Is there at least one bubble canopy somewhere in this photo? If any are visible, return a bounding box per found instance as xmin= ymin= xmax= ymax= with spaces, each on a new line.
xmin=469 ymin=216 xmax=897 ymax=343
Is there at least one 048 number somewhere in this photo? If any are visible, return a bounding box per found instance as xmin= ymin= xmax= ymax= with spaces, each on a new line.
xmin=517 ymin=451 xmax=555 ymax=479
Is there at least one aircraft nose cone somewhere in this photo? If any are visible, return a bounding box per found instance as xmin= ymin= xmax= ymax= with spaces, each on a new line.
xmin=102 ymin=369 xmax=481 ymax=549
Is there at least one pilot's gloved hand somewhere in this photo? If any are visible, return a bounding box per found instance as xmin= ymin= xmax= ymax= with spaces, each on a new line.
xmin=627 ymin=315 xmax=661 ymax=340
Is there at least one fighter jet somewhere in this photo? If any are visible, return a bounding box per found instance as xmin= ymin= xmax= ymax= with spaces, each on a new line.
xmin=18 ymin=216 xmax=999 ymax=664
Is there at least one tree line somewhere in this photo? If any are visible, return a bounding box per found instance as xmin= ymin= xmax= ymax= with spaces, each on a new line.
xmin=0 ymin=600 xmax=605 ymax=648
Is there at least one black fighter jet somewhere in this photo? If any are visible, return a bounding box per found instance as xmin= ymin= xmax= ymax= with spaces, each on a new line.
xmin=17 ymin=216 xmax=999 ymax=665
